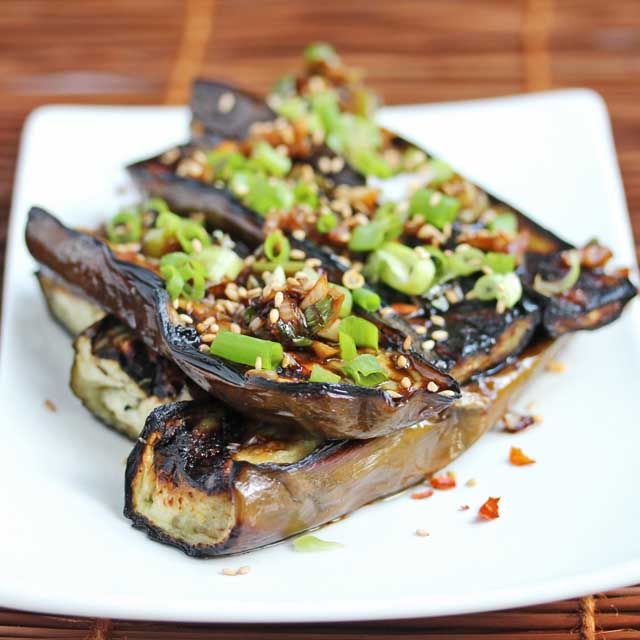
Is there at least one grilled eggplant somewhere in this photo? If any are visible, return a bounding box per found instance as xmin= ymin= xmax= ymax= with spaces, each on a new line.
xmin=37 ymin=268 xmax=104 ymax=336
xmin=26 ymin=207 xmax=460 ymax=439
xmin=71 ymin=316 xmax=196 ymax=439
xmin=124 ymin=338 xmax=559 ymax=557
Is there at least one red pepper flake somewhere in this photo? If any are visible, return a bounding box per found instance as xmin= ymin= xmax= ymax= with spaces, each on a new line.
xmin=459 ymin=505 xmax=470 ymax=511
xmin=509 ymin=446 xmax=536 ymax=466
xmin=478 ymin=497 xmax=500 ymax=520
xmin=44 ymin=399 xmax=57 ymax=412
xmin=410 ymin=488 xmax=434 ymax=500
xmin=430 ymin=471 xmax=456 ymax=490
xmin=391 ymin=302 xmax=419 ymax=316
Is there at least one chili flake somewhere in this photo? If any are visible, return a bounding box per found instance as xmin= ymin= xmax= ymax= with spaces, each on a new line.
xmin=478 ymin=497 xmax=500 ymax=520
xmin=430 ymin=471 xmax=456 ymax=490
xmin=509 ymin=446 xmax=535 ymax=466
xmin=411 ymin=488 xmax=434 ymax=500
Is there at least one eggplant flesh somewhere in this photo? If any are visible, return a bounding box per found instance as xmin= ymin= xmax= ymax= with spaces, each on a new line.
xmin=71 ymin=316 xmax=196 ymax=440
xmin=125 ymin=338 xmax=560 ymax=557
xmin=129 ymin=80 xmax=635 ymax=343
xmin=37 ymin=268 xmax=105 ymax=336
xmin=26 ymin=207 xmax=460 ymax=440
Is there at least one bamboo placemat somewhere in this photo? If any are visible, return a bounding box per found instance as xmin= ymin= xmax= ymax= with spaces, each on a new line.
xmin=0 ymin=1 xmax=638 ymax=637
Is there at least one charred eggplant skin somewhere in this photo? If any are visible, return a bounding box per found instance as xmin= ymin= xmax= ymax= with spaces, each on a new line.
xmin=25 ymin=207 xmax=460 ymax=439
xmin=125 ymin=339 xmax=560 ymax=557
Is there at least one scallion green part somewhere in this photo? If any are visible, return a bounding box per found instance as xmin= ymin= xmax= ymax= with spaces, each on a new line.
xmin=533 ymin=249 xmax=581 ymax=296
xmin=330 ymin=284 xmax=353 ymax=318
xmin=426 ymin=159 xmax=455 ymax=186
xmin=473 ymin=272 xmax=522 ymax=308
xmin=303 ymin=42 xmax=340 ymax=66
xmin=488 ymin=212 xmax=518 ymax=235
xmin=292 ymin=534 xmax=343 ymax=552
xmin=352 ymin=287 xmax=381 ymax=312
xmin=160 ymin=252 xmax=207 ymax=301
xmin=484 ymin=252 xmax=516 ymax=274
xmin=348 ymin=220 xmax=386 ymax=252
xmin=251 ymin=260 xmax=306 ymax=275
xmin=339 ymin=331 xmax=358 ymax=362
xmin=209 ymin=331 xmax=284 ymax=370
xmin=342 ymin=354 xmax=388 ymax=387
xmin=198 ymin=246 xmax=244 ymax=284
xmin=309 ymin=364 xmax=341 ymax=384
xmin=106 ymin=210 xmax=142 ymax=244
xmin=263 ymin=230 xmax=291 ymax=263
xmin=251 ymin=141 xmax=292 ymax=178
xmin=410 ymin=188 xmax=460 ymax=230
xmin=176 ymin=219 xmax=211 ymax=254
xmin=317 ymin=212 xmax=338 ymax=233
xmin=339 ymin=315 xmax=379 ymax=351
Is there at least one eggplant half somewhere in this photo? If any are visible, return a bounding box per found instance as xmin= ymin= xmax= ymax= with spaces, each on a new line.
xmin=37 ymin=268 xmax=105 ymax=336
xmin=25 ymin=207 xmax=460 ymax=439
xmin=71 ymin=316 xmax=197 ymax=439
xmin=124 ymin=338 xmax=559 ymax=557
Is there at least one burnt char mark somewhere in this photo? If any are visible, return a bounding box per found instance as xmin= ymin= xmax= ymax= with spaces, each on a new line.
xmin=521 ymin=252 xmax=637 ymax=336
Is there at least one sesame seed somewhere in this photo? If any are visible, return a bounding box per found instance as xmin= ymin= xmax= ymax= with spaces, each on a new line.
xmin=247 ymin=287 xmax=262 ymax=299
xmin=429 ymin=192 xmax=442 ymax=206
xmin=331 ymin=157 xmax=345 ymax=173
xmin=400 ymin=376 xmax=412 ymax=390
xmin=431 ymin=315 xmax=445 ymax=327
xmin=386 ymin=390 xmax=403 ymax=399
xmin=427 ymin=381 xmax=439 ymax=393
xmin=200 ymin=333 xmax=216 ymax=343
xmin=533 ymin=414 xmax=544 ymax=424
xmin=217 ymin=92 xmax=236 ymax=114
xmin=225 ymin=283 xmax=239 ymax=301
xmin=380 ymin=306 xmax=394 ymax=316
xmin=465 ymin=478 xmax=477 ymax=487
xmin=249 ymin=317 xmax=263 ymax=332
xmin=44 ymin=399 xmax=57 ymax=412
xmin=421 ymin=339 xmax=436 ymax=352
xmin=431 ymin=330 xmax=449 ymax=342
xmin=415 ymin=529 xmax=430 ymax=537
xmin=254 ymin=356 xmax=263 ymax=371
xmin=196 ymin=322 xmax=206 ymax=333
xmin=199 ymin=344 xmax=210 ymax=353
xmin=403 ymin=335 xmax=412 ymax=351
xmin=318 ymin=156 xmax=332 ymax=173
xmin=496 ymin=299 xmax=506 ymax=314
xmin=230 ymin=323 xmax=241 ymax=334
xmin=222 ymin=567 xmax=238 ymax=576
xmin=237 ymin=286 xmax=247 ymax=298
xmin=179 ymin=313 xmax=193 ymax=324
xmin=209 ymin=323 xmax=220 ymax=333
xmin=172 ymin=298 xmax=180 ymax=309
xmin=274 ymin=291 xmax=284 ymax=307
xmin=238 ymin=566 xmax=251 ymax=575
xmin=160 ymin=148 xmax=180 ymax=165
xmin=269 ymin=308 xmax=280 ymax=324
xmin=396 ymin=355 xmax=409 ymax=369
xmin=290 ymin=249 xmax=306 ymax=260
xmin=292 ymin=229 xmax=306 ymax=241
xmin=414 ymin=326 xmax=427 ymax=336
xmin=305 ymin=258 xmax=322 ymax=268
xmin=191 ymin=238 xmax=203 ymax=253
xmin=438 ymin=389 xmax=456 ymax=397
xmin=342 ymin=268 xmax=365 ymax=290
xmin=444 ymin=288 xmax=461 ymax=304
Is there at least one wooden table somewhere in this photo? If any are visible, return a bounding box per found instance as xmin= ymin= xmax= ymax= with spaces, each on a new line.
xmin=0 ymin=1 xmax=638 ymax=637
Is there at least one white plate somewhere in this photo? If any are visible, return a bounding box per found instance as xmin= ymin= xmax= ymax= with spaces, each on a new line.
xmin=1 ymin=90 xmax=638 ymax=623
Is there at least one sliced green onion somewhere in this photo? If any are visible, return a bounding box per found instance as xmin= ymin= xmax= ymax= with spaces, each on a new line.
xmin=488 ymin=212 xmax=518 ymax=235
xmin=473 ymin=272 xmax=522 ymax=308
xmin=533 ymin=250 xmax=581 ymax=296
xmin=292 ymin=534 xmax=343 ymax=552
xmin=251 ymin=141 xmax=292 ymax=178
xmin=317 ymin=212 xmax=338 ymax=233
xmin=339 ymin=315 xmax=379 ymax=351
xmin=106 ymin=210 xmax=142 ymax=244
xmin=484 ymin=252 xmax=516 ymax=274
xmin=426 ymin=159 xmax=455 ymax=186
xmin=339 ymin=331 xmax=358 ymax=362
xmin=263 ymin=230 xmax=291 ymax=263
xmin=141 ymin=227 xmax=173 ymax=258
xmin=309 ymin=364 xmax=341 ymax=384
xmin=244 ymin=176 xmax=294 ymax=217
xmin=209 ymin=331 xmax=283 ymax=370
xmin=352 ymin=287 xmax=381 ymax=312
xmin=373 ymin=203 xmax=404 ymax=242
xmin=274 ymin=96 xmax=308 ymax=122
xmin=294 ymin=181 xmax=319 ymax=208
xmin=409 ymin=188 xmax=460 ymax=230
xmin=349 ymin=146 xmax=393 ymax=178
xmin=145 ymin=198 xmax=171 ymax=214
xmin=155 ymin=210 xmax=183 ymax=232
xmin=176 ymin=219 xmax=211 ymax=254
xmin=342 ymin=354 xmax=388 ymax=387
xmin=252 ymin=260 xmax=306 ymax=275
xmin=208 ymin=150 xmax=249 ymax=182
xmin=198 ymin=246 xmax=244 ymax=284
xmin=303 ymin=42 xmax=340 ymax=66
xmin=348 ymin=220 xmax=386 ymax=252
xmin=365 ymin=242 xmax=435 ymax=296
xmin=330 ymin=284 xmax=353 ymax=318
xmin=160 ymin=252 xmax=207 ymax=300
xmin=447 ymin=246 xmax=486 ymax=277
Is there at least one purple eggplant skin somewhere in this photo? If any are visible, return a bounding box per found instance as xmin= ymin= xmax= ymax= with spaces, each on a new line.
xmin=124 ymin=338 xmax=559 ymax=558
xmin=25 ymin=206 xmax=461 ymax=440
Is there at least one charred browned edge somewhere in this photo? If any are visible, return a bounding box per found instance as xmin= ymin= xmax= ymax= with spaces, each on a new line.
xmin=25 ymin=206 xmax=460 ymax=439
xmin=124 ymin=338 xmax=559 ymax=557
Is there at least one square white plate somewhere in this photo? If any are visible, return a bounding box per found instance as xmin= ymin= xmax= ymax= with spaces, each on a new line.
xmin=1 ymin=90 xmax=638 ymax=623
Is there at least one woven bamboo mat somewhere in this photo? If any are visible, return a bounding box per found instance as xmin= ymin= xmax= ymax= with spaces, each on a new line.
xmin=0 ymin=1 xmax=638 ymax=637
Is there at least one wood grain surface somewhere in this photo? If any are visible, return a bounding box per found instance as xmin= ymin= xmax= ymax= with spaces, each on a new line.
xmin=0 ymin=1 xmax=638 ymax=637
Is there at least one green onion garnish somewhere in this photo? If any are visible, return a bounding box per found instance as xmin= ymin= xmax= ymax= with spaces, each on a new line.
xmin=294 ymin=181 xmax=319 ymax=209
xmin=447 ymin=246 xmax=486 ymax=277
xmin=533 ymin=250 xmax=581 ymax=296
xmin=339 ymin=315 xmax=379 ymax=351
xmin=252 ymin=260 xmax=306 ymax=275
xmin=160 ymin=252 xmax=207 ymax=300
xmin=342 ymin=354 xmax=388 ymax=387
xmin=309 ymin=364 xmax=341 ymax=384
xmin=484 ymin=252 xmax=516 ymax=274
xmin=141 ymin=228 xmax=172 ymax=258
xmin=410 ymin=188 xmax=460 ymax=230
xmin=317 ymin=212 xmax=338 ymax=234
xmin=209 ymin=331 xmax=284 ymax=370
xmin=292 ymin=534 xmax=343 ymax=552
xmin=251 ymin=141 xmax=292 ymax=178
xmin=303 ymin=42 xmax=340 ymax=66
xmin=426 ymin=159 xmax=454 ymax=186
xmin=145 ymin=198 xmax=171 ymax=214
xmin=488 ymin=212 xmax=518 ymax=235
xmin=339 ymin=331 xmax=358 ymax=362
xmin=176 ymin=219 xmax=211 ymax=254
xmin=364 ymin=243 xmax=435 ymax=296
xmin=373 ymin=203 xmax=404 ymax=241
xmin=473 ymin=272 xmax=522 ymax=308
xmin=198 ymin=246 xmax=244 ymax=284
xmin=352 ymin=287 xmax=381 ymax=312
xmin=106 ymin=210 xmax=142 ymax=244
xmin=263 ymin=230 xmax=291 ymax=263
xmin=348 ymin=220 xmax=386 ymax=252
xmin=330 ymin=284 xmax=353 ymax=318
xmin=244 ymin=176 xmax=294 ymax=217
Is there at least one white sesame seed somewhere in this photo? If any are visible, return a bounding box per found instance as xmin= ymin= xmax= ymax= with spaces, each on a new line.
xmin=318 ymin=156 xmax=332 ymax=173
xmin=305 ymin=258 xmax=322 ymax=268
xmin=431 ymin=330 xmax=449 ymax=342
xmin=496 ymin=300 xmax=506 ymax=314
xmin=429 ymin=192 xmax=442 ymax=206
xmin=431 ymin=315 xmax=445 ymax=327
xmin=403 ymin=335 xmax=412 ymax=351
xmin=191 ymin=238 xmax=203 ymax=253
xmin=400 ymin=376 xmax=412 ymax=390
xmin=415 ymin=326 xmax=427 ymax=335
xmin=238 ymin=565 xmax=251 ymax=575
xmin=415 ymin=529 xmax=430 ymax=537
xmin=427 ymin=381 xmax=439 ymax=393
xmin=225 ymin=283 xmax=239 ymax=301
xmin=247 ymin=287 xmax=262 ymax=299
xmin=421 ymin=339 xmax=436 ymax=352
xmin=290 ymin=249 xmax=306 ymax=260
xmin=179 ymin=313 xmax=193 ymax=324
xmin=199 ymin=344 xmax=210 ymax=353
xmin=217 ymin=92 xmax=236 ymax=114
xmin=230 ymin=323 xmax=241 ymax=334
xmin=200 ymin=333 xmax=216 ymax=343
xmin=439 ymin=389 xmax=456 ymax=397
xmin=292 ymin=229 xmax=306 ymax=241
xmin=249 ymin=317 xmax=263 ymax=332
xmin=465 ymin=478 xmax=477 ymax=487
xmin=269 ymin=308 xmax=280 ymax=324
xmin=274 ymin=291 xmax=284 ymax=308
xmin=331 ymin=157 xmax=345 ymax=173
xmin=386 ymin=390 xmax=403 ymax=399
xmin=222 ymin=567 xmax=238 ymax=576
xmin=396 ymin=355 xmax=409 ymax=369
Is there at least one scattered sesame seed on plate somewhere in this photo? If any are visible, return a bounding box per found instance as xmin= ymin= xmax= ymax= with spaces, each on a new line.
xmin=415 ymin=529 xmax=430 ymax=537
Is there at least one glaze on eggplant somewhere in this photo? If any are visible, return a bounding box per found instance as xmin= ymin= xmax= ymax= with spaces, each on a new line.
xmin=26 ymin=207 xmax=460 ymax=439
xmin=71 ymin=316 xmax=197 ymax=439
xmin=124 ymin=338 xmax=559 ymax=557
